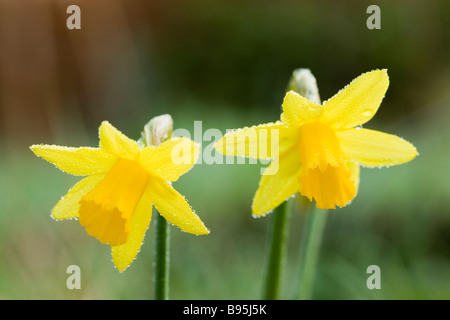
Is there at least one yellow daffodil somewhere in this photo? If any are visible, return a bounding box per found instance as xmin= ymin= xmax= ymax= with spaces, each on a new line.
xmin=30 ymin=121 xmax=209 ymax=272
xmin=215 ymin=69 xmax=418 ymax=213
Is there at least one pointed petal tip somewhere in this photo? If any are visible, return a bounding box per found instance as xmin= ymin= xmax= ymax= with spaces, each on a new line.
xmin=113 ymin=261 xmax=129 ymax=273
xmin=29 ymin=144 xmax=40 ymax=155
xmin=186 ymin=220 xmax=211 ymax=236
xmin=29 ymin=143 xmax=49 ymax=153
xmin=251 ymin=202 xmax=274 ymax=217
xmin=368 ymin=68 xmax=389 ymax=85
xmin=185 ymin=220 xmax=210 ymax=235
xmin=98 ymin=120 xmax=112 ymax=133
xmin=411 ymin=145 xmax=419 ymax=158
xmin=197 ymin=227 xmax=210 ymax=235
xmin=361 ymin=68 xmax=389 ymax=81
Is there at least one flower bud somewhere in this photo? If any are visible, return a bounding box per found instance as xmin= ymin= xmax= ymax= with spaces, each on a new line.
xmin=287 ymin=68 xmax=321 ymax=104
xmin=140 ymin=114 xmax=173 ymax=147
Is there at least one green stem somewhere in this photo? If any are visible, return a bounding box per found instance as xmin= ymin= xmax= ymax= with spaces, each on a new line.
xmin=140 ymin=115 xmax=173 ymax=300
xmin=262 ymin=200 xmax=292 ymax=300
xmin=154 ymin=209 xmax=170 ymax=300
xmin=296 ymin=206 xmax=328 ymax=300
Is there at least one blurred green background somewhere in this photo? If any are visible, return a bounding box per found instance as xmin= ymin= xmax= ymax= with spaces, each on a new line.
xmin=0 ymin=0 xmax=449 ymax=299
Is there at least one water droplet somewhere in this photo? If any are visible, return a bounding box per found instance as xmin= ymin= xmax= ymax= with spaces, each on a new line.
xmin=361 ymin=110 xmax=374 ymax=119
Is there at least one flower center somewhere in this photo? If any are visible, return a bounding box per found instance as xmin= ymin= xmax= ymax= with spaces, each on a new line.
xmin=79 ymin=158 xmax=149 ymax=246
xmin=297 ymin=121 xmax=356 ymax=209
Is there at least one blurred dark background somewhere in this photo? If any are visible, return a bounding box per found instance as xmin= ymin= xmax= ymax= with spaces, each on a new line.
xmin=0 ymin=0 xmax=449 ymax=299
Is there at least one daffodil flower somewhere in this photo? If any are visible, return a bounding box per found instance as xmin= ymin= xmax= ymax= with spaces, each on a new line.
xmin=31 ymin=121 xmax=209 ymax=272
xmin=215 ymin=70 xmax=418 ymax=212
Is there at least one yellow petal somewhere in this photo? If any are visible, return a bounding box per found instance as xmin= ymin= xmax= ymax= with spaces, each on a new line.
xmin=30 ymin=144 xmax=116 ymax=176
xmin=281 ymin=90 xmax=323 ymax=126
xmin=347 ymin=160 xmax=360 ymax=193
xmin=298 ymin=121 xmax=346 ymax=171
xmin=99 ymin=121 xmax=140 ymax=160
xmin=214 ymin=122 xmax=284 ymax=160
xmin=79 ymin=159 xmax=149 ymax=246
xmin=321 ymin=70 xmax=389 ymax=129
xmin=52 ymin=175 xmax=104 ymax=220
xmin=336 ymin=128 xmax=418 ymax=167
xmin=252 ymin=144 xmax=302 ymax=216
xmin=148 ymin=178 xmax=209 ymax=235
xmin=139 ymin=137 xmax=199 ymax=181
xmin=111 ymin=187 xmax=153 ymax=272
